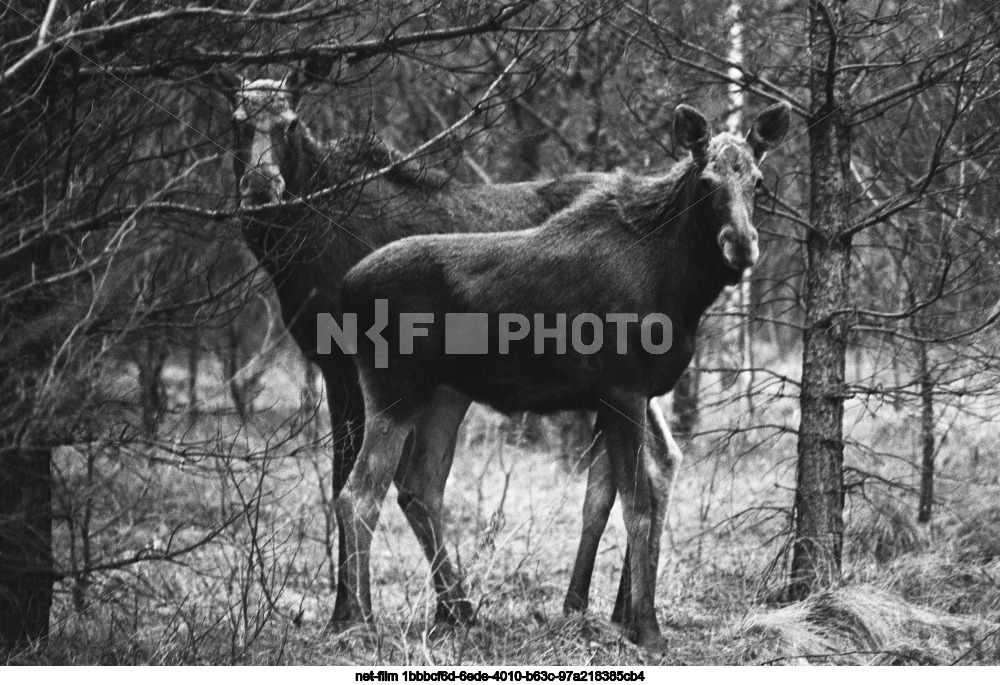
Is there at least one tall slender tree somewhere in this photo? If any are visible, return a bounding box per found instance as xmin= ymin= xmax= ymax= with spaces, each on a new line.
xmin=620 ymin=0 xmax=1000 ymax=597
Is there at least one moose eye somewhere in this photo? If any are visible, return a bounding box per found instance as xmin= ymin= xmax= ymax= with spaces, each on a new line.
xmin=754 ymin=177 xmax=763 ymax=192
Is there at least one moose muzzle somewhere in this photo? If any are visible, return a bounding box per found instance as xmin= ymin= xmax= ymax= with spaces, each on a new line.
xmin=239 ymin=164 xmax=285 ymax=206
xmin=718 ymin=223 xmax=760 ymax=271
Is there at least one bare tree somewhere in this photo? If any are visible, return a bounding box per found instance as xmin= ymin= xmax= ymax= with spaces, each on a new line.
xmin=618 ymin=0 xmax=1000 ymax=599
xmin=1 ymin=0 xmax=601 ymax=649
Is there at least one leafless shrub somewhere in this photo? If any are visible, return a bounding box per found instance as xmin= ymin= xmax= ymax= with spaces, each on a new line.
xmin=846 ymin=492 xmax=927 ymax=565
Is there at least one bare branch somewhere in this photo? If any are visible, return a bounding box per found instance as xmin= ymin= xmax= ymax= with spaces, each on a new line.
xmin=3 ymin=1 xmax=536 ymax=87
xmin=36 ymin=0 xmax=61 ymax=48
xmin=621 ymin=3 xmax=808 ymax=116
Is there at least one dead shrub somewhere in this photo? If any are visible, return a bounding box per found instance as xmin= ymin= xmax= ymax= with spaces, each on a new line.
xmin=846 ymin=492 xmax=926 ymax=565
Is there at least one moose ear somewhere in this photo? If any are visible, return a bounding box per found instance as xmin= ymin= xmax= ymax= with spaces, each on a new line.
xmin=284 ymin=54 xmax=336 ymax=109
xmin=747 ymin=101 xmax=791 ymax=160
xmin=674 ymin=104 xmax=710 ymax=160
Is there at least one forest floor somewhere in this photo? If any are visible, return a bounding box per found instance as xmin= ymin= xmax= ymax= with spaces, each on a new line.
xmin=10 ymin=353 xmax=1000 ymax=666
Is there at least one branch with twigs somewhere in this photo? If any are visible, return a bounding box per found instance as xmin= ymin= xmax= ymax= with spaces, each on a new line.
xmin=15 ymin=51 xmax=527 ymax=256
xmin=619 ymin=2 xmax=808 ymax=116
xmin=239 ymin=53 xmax=527 ymax=213
xmin=3 ymin=0 xmax=535 ymax=86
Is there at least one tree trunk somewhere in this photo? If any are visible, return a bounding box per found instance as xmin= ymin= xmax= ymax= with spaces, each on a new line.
xmin=719 ymin=1 xmax=754 ymax=412
xmin=0 ymin=437 xmax=52 ymax=650
xmin=789 ymin=0 xmax=852 ymax=601
xmin=0 ymin=69 xmax=59 ymax=653
xmin=187 ymin=341 xmax=199 ymax=419
xmin=916 ymin=337 xmax=935 ymax=523
xmin=138 ymin=338 xmax=168 ymax=436
xmin=509 ymin=90 xmax=545 ymax=180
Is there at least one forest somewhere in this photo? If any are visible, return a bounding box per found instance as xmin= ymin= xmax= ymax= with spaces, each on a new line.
xmin=2 ymin=0 xmax=1000 ymax=666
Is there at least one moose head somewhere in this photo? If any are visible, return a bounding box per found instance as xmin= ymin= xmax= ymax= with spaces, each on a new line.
xmin=673 ymin=101 xmax=791 ymax=273
xmin=207 ymin=58 xmax=333 ymax=206
xmin=229 ymin=76 xmax=300 ymax=205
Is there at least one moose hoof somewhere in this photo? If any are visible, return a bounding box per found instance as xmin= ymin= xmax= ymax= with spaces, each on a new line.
xmin=325 ymin=618 xmax=353 ymax=634
xmin=325 ymin=617 xmax=359 ymax=634
xmin=563 ymin=593 xmax=588 ymax=615
xmin=610 ymin=605 xmax=633 ymax=627
xmin=435 ymin=599 xmax=474 ymax=625
xmin=325 ymin=610 xmax=372 ymax=634
xmin=636 ymin=631 xmax=670 ymax=655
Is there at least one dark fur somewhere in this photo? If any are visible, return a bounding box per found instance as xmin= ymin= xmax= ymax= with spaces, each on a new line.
xmin=344 ymin=161 xmax=735 ymax=414
xmin=337 ymin=103 xmax=791 ymax=650
xmin=234 ymin=131 xmax=605 ymax=368
xmin=229 ymin=77 xmax=608 ymax=623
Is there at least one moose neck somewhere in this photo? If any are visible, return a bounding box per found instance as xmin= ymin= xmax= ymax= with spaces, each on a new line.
xmin=236 ymin=127 xmax=448 ymax=320
xmin=637 ymin=159 xmax=743 ymax=328
xmin=234 ymin=128 xmax=331 ymax=312
xmin=239 ymin=126 xmax=372 ymax=275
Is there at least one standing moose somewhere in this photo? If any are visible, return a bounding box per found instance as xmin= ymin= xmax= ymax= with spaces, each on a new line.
xmin=221 ymin=69 xmax=611 ymax=625
xmin=337 ymin=102 xmax=791 ymax=651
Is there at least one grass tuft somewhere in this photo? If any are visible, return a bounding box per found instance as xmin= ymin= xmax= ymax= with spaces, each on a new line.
xmin=735 ymin=584 xmax=995 ymax=665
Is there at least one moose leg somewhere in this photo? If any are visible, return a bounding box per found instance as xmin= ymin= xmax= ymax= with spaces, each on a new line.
xmin=325 ymin=370 xmax=366 ymax=625
xmin=564 ymin=430 xmax=614 ymax=614
xmin=645 ymin=400 xmax=683 ymax=603
xmin=611 ymin=545 xmax=632 ymax=626
xmin=597 ymin=395 xmax=668 ymax=652
xmin=395 ymin=387 xmax=474 ymax=625
xmin=612 ymin=401 xmax=684 ymax=626
xmin=334 ymin=386 xmax=417 ymax=627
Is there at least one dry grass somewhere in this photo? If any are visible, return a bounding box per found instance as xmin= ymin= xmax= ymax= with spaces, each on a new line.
xmin=10 ymin=351 xmax=1000 ymax=665
xmin=733 ymin=584 xmax=995 ymax=665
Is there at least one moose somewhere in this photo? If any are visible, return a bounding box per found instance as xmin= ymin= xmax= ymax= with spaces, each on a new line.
xmin=337 ymin=102 xmax=791 ymax=651
xmin=220 ymin=68 xmax=632 ymax=625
